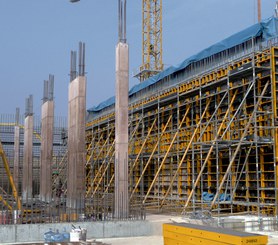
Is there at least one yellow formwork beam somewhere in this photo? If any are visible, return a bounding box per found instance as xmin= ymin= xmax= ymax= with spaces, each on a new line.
xmin=0 ymin=194 xmax=12 ymax=211
xmin=163 ymin=223 xmax=268 ymax=245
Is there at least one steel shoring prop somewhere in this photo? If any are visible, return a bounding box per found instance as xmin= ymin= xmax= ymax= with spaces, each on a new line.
xmin=0 ymin=187 xmax=12 ymax=210
xmin=91 ymin=151 xmax=115 ymax=197
xmin=196 ymin=91 xmax=228 ymax=137
xmin=102 ymin=174 xmax=114 ymax=198
xmin=182 ymin=90 xmax=238 ymax=213
xmin=210 ymin=81 xmax=270 ymax=208
xmin=160 ymin=97 xmax=212 ymax=208
xmin=218 ymin=79 xmax=257 ymax=138
xmin=86 ymin=130 xmax=114 ymax=179
xmin=143 ymin=105 xmax=191 ymax=204
xmin=52 ymin=149 xmax=68 ymax=192
xmin=0 ymin=186 xmax=8 ymax=196
xmin=129 ymin=117 xmax=157 ymax=177
xmin=182 ymin=78 xmax=257 ymax=212
xmin=90 ymin=118 xmax=141 ymax=198
xmin=83 ymin=132 xmax=104 ymax=194
xmin=86 ymin=132 xmax=104 ymax=166
xmin=85 ymin=135 xmax=96 ymax=165
xmin=128 ymin=115 xmax=144 ymax=155
xmin=86 ymin=140 xmax=115 ymax=196
xmin=130 ymin=114 xmax=173 ymax=200
xmin=231 ymin=144 xmax=253 ymax=198
xmin=0 ymin=139 xmax=21 ymax=210
xmin=0 ymin=194 xmax=12 ymax=211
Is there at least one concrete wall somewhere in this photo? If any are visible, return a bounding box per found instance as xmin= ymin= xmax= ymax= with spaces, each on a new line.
xmin=0 ymin=220 xmax=162 ymax=243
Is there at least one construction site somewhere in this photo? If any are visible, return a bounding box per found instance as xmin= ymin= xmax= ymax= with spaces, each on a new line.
xmin=2 ymin=0 xmax=278 ymax=244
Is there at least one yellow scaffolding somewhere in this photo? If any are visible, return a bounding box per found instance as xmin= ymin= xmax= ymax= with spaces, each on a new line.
xmin=86 ymin=42 xmax=278 ymax=216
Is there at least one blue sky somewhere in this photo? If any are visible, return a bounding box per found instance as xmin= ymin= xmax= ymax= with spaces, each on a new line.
xmin=0 ymin=0 xmax=277 ymax=117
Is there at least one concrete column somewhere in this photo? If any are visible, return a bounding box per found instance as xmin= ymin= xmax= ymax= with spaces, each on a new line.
xmin=115 ymin=42 xmax=129 ymax=219
xmin=66 ymin=76 xmax=86 ymax=211
xmin=22 ymin=115 xmax=33 ymax=202
xmin=40 ymin=101 xmax=54 ymax=203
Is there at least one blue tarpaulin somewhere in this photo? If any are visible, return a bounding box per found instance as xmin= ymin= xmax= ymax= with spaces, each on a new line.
xmin=202 ymin=192 xmax=214 ymax=202
xmin=88 ymin=17 xmax=278 ymax=113
xmin=202 ymin=192 xmax=231 ymax=202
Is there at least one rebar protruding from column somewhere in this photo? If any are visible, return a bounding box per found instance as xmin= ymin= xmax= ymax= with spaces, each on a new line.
xmin=25 ymin=95 xmax=33 ymax=117
xmin=15 ymin=107 xmax=20 ymax=126
xmin=43 ymin=75 xmax=54 ymax=103
xmin=70 ymin=51 xmax=77 ymax=82
xmin=78 ymin=42 xmax=86 ymax=76
xmin=43 ymin=80 xmax=49 ymax=103
xmin=48 ymin=74 xmax=54 ymax=101
xmin=118 ymin=0 xmax=127 ymax=43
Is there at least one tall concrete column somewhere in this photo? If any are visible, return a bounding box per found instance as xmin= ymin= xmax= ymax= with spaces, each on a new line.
xmin=67 ymin=43 xmax=86 ymax=213
xmin=13 ymin=108 xmax=20 ymax=192
xmin=22 ymin=95 xmax=34 ymax=203
xmin=115 ymin=41 xmax=129 ymax=219
xmin=40 ymin=77 xmax=54 ymax=202
xmin=67 ymin=75 xmax=86 ymax=211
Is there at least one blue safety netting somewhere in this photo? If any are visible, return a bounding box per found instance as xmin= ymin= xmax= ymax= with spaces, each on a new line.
xmin=88 ymin=16 xmax=278 ymax=113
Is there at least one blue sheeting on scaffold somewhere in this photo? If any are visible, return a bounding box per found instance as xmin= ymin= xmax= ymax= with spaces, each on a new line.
xmin=88 ymin=17 xmax=278 ymax=113
xmin=202 ymin=192 xmax=231 ymax=202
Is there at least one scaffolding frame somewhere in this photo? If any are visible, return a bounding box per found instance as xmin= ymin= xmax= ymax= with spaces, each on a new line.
xmin=87 ymin=37 xmax=278 ymax=218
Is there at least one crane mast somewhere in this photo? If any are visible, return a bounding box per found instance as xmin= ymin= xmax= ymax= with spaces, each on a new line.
xmin=135 ymin=0 xmax=163 ymax=82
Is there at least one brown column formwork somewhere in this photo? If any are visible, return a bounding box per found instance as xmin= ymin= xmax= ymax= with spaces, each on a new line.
xmin=13 ymin=120 xmax=20 ymax=193
xmin=22 ymin=115 xmax=33 ymax=203
xmin=40 ymin=101 xmax=54 ymax=203
xmin=66 ymin=76 xmax=86 ymax=213
xmin=114 ymin=42 xmax=129 ymax=219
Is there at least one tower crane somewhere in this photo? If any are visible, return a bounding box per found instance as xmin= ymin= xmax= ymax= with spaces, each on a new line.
xmin=134 ymin=0 xmax=164 ymax=82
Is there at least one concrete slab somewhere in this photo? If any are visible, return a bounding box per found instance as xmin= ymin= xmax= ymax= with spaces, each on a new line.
xmin=95 ymin=235 xmax=163 ymax=245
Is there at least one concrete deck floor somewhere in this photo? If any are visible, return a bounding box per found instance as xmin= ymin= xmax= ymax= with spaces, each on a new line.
xmin=3 ymin=214 xmax=278 ymax=244
xmin=95 ymin=236 xmax=163 ymax=245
